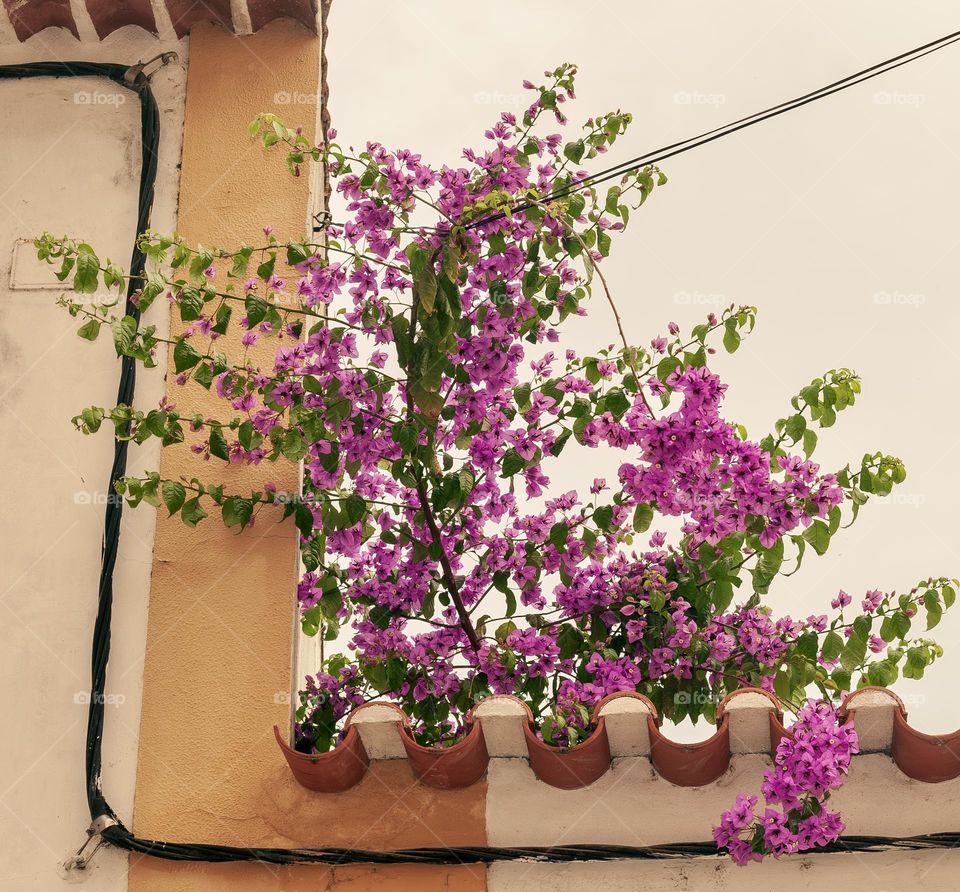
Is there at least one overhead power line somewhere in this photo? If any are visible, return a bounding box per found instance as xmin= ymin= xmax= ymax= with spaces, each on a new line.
xmin=466 ymin=26 xmax=960 ymax=229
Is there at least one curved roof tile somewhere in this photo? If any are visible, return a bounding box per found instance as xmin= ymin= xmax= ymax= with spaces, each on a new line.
xmin=276 ymin=686 xmax=960 ymax=792
xmin=0 ymin=0 xmax=317 ymax=41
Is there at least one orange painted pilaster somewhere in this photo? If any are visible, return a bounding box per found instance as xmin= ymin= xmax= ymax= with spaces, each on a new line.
xmin=128 ymin=20 xmax=485 ymax=892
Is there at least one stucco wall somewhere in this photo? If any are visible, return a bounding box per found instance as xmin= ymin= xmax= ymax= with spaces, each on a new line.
xmin=489 ymin=849 xmax=960 ymax=891
xmin=0 ymin=26 xmax=186 ymax=892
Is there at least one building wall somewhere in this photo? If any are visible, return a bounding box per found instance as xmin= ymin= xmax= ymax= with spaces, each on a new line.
xmin=5 ymin=3 xmax=960 ymax=891
xmin=0 ymin=26 xmax=186 ymax=892
xmin=490 ymin=849 xmax=960 ymax=891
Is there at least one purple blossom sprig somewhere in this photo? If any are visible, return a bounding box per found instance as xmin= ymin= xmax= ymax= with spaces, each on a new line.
xmin=714 ymin=699 xmax=858 ymax=864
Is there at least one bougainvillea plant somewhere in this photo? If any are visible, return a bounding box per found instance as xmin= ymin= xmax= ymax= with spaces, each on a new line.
xmin=37 ymin=65 xmax=954 ymax=863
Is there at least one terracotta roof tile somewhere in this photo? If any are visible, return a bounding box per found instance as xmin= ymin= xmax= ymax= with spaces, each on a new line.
xmin=275 ymin=686 xmax=960 ymax=792
xmin=164 ymin=0 xmax=232 ymax=39
xmin=0 ymin=0 xmax=317 ymax=41
xmin=86 ymin=0 xmax=156 ymax=38
xmin=3 ymin=0 xmax=78 ymax=41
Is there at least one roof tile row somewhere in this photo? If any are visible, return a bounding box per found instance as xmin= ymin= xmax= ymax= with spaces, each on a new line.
xmin=276 ymin=687 xmax=960 ymax=792
xmin=1 ymin=0 xmax=316 ymax=42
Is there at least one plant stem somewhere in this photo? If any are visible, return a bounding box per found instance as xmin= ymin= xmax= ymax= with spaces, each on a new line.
xmin=413 ymin=476 xmax=481 ymax=652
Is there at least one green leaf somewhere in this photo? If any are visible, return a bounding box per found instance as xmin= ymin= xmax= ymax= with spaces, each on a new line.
xmin=723 ymin=319 xmax=741 ymax=353
xmin=409 ymin=381 xmax=444 ymax=420
xmin=656 ymin=355 xmax=681 ymax=382
xmin=802 ymin=520 xmax=831 ymax=556
xmin=800 ymin=384 xmax=821 ymax=407
xmin=840 ymin=616 xmax=870 ymax=672
xmin=110 ymin=316 xmax=137 ymax=357
xmin=230 ymin=246 xmax=254 ymax=279
xmin=420 ymin=587 xmax=436 ymax=620
xmin=409 ymin=248 xmax=438 ymax=315
xmin=867 ymin=659 xmax=898 ymax=687
xmin=597 ymin=230 xmax=612 ymax=257
xmin=343 ymin=493 xmax=367 ymax=526
xmin=903 ymin=647 xmax=931 ymax=680
xmin=193 ymin=362 xmax=213 ymax=389
xmin=593 ymin=505 xmax=614 ymax=531
xmin=753 ymin=537 xmax=784 ymax=592
xmin=286 ymin=241 xmax=311 ymax=265
xmin=712 ymin=577 xmax=734 ymax=613
xmin=162 ymin=480 xmax=186 ymax=516
xmin=604 ymin=389 xmax=630 ymax=418
xmin=394 ymin=423 xmax=419 ymax=454
xmin=256 ymin=253 xmax=276 ymax=280
xmin=784 ymin=414 xmax=806 ymax=442
xmin=821 ymin=630 xmax=844 ymax=662
xmin=208 ymin=425 xmax=229 ymax=461
xmin=796 ymin=631 xmax=818 ymax=661
xmin=557 ymin=625 xmax=584 ymax=660
xmin=222 ymin=495 xmax=253 ymax=529
xmin=77 ymin=319 xmax=101 ymax=341
xmin=73 ymin=246 xmax=100 ymax=293
xmin=548 ymin=522 xmax=570 ymax=551
xmin=294 ymin=502 xmax=314 ymax=537
xmin=301 ymin=605 xmax=322 ymax=637
xmin=245 ymin=293 xmax=269 ymax=327
xmin=880 ymin=611 xmax=911 ymax=642
xmin=80 ymin=407 xmax=104 ymax=433
xmin=281 ymin=429 xmax=308 ymax=462
xmin=178 ymin=287 xmax=204 ymax=322
xmin=566 ymin=192 xmax=586 ymax=219
xmin=633 ymin=502 xmax=654 ymax=534
xmin=563 ymin=140 xmax=585 ymax=165
xmin=189 ymin=248 xmax=215 ymax=280
xmin=774 ymin=669 xmax=792 ymax=703
xmin=502 ymin=587 xmax=518 ymax=619
xmin=55 ymin=254 xmax=76 ymax=282
xmin=923 ymin=590 xmax=943 ymax=630
xmin=180 ymin=497 xmax=208 ymax=528
xmin=513 ymin=383 xmax=532 ymax=411
xmin=501 ymin=449 xmax=526 ymax=477
xmin=173 ymin=338 xmax=202 ymax=373
xmin=222 ymin=496 xmax=253 ymax=529
xmin=212 ymin=303 xmax=232 ymax=335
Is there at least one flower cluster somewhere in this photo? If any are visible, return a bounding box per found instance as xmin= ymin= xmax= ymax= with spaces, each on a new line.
xmin=39 ymin=64 xmax=953 ymax=864
xmin=714 ymin=700 xmax=858 ymax=864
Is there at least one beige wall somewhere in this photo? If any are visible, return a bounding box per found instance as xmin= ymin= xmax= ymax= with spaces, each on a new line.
xmin=490 ymin=849 xmax=960 ymax=891
xmin=0 ymin=30 xmax=186 ymax=892
xmin=326 ymin=0 xmax=960 ymax=737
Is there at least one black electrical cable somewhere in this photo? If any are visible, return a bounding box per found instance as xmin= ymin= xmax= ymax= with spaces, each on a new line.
xmin=466 ymin=26 xmax=960 ymax=230
xmin=97 ymin=830 xmax=960 ymax=865
xmin=7 ymin=43 xmax=960 ymax=871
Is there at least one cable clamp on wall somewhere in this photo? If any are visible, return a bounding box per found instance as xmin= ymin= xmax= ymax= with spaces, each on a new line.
xmin=61 ymin=815 xmax=119 ymax=872
xmin=312 ymin=209 xmax=333 ymax=233
xmin=124 ymin=52 xmax=179 ymax=86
